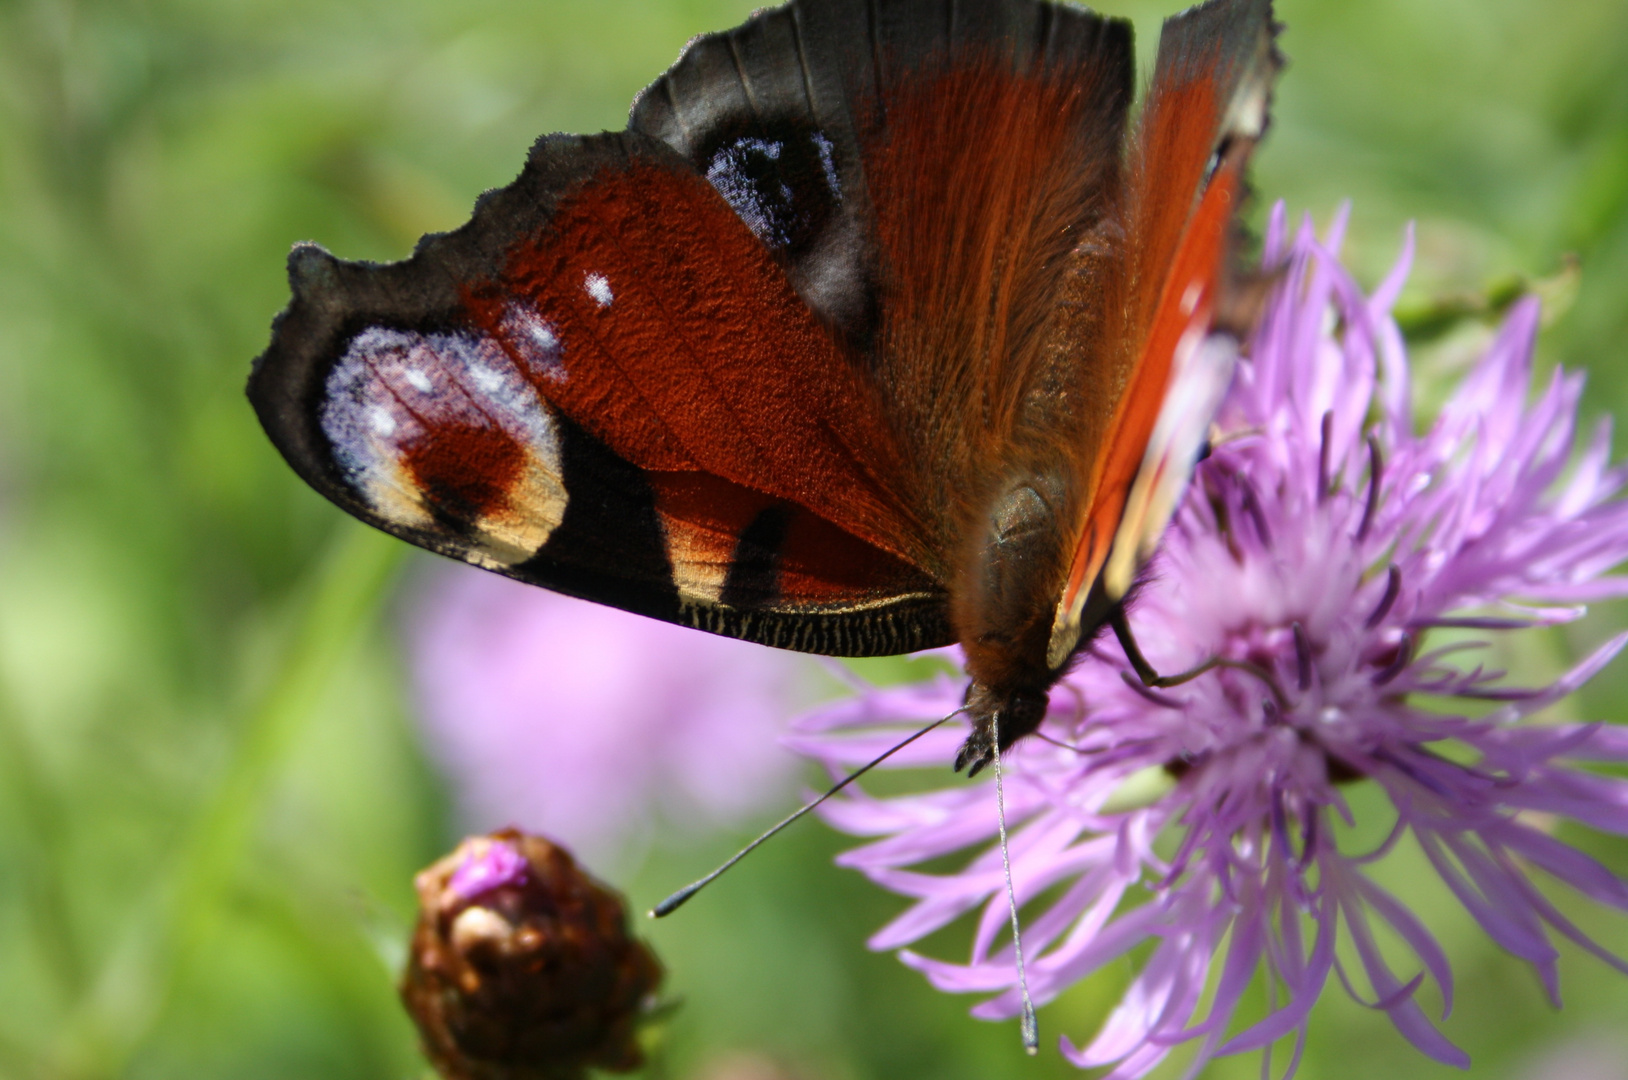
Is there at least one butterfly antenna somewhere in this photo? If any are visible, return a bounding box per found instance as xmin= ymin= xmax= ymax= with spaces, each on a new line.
xmin=650 ymin=708 xmax=964 ymax=918
xmin=992 ymin=716 xmax=1040 ymax=1055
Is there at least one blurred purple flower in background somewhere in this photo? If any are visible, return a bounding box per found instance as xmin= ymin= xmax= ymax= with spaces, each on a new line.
xmin=410 ymin=568 xmax=815 ymax=868
xmin=790 ymin=206 xmax=1628 ymax=1077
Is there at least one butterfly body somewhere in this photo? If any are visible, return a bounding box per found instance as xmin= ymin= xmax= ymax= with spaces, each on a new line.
xmin=250 ymin=0 xmax=1280 ymax=775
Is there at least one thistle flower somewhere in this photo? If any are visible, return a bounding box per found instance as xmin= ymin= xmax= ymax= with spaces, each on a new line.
xmin=409 ymin=567 xmax=813 ymax=867
xmin=789 ymin=206 xmax=1628 ymax=1076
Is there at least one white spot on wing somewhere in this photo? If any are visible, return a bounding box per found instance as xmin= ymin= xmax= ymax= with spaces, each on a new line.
xmin=405 ymin=368 xmax=432 ymax=393
xmin=1181 ymin=282 xmax=1203 ymax=317
xmin=1225 ymin=80 xmax=1271 ymax=141
xmin=585 ymin=273 xmax=613 ymax=308
xmin=467 ymin=363 xmax=505 ymax=395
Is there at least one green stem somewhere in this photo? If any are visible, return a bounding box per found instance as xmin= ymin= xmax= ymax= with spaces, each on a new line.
xmin=47 ymin=523 xmax=407 ymax=1080
xmin=0 ymin=678 xmax=85 ymax=1002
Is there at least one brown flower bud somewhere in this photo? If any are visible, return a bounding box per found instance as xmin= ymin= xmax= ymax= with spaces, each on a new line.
xmin=401 ymin=829 xmax=664 ymax=1080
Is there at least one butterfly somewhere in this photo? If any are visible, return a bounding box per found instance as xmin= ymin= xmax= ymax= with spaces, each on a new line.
xmin=249 ymin=0 xmax=1280 ymax=778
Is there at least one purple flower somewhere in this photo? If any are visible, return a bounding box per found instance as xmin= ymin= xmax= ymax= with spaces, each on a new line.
xmin=409 ymin=566 xmax=815 ymax=869
xmin=789 ymin=205 xmax=1628 ymax=1076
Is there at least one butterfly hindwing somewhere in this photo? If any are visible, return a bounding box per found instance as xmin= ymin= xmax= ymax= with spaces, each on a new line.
xmin=630 ymin=3 xmax=878 ymax=351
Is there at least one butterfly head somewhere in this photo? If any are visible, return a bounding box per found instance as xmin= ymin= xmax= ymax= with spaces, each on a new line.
xmin=955 ymin=682 xmax=1051 ymax=777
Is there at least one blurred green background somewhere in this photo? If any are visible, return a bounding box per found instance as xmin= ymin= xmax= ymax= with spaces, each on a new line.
xmin=2 ymin=0 xmax=1628 ymax=1078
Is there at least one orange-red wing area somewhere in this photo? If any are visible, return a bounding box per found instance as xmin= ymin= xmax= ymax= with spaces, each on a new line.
xmin=465 ymin=158 xmax=930 ymax=578
xmin=856 ymin=48 xmax=1131 ymax=546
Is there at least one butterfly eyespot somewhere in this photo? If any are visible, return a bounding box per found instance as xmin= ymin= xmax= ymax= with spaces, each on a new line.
xmin=707 ymin=136 xmax=796 ymax=247
xmin=256 ymin=0 xmax=1278 ymax=753
xmin=404 ymin=421 xmax=527 ymax=522
xmin=701 ymin=122 xmax=843 ymax=254
xmin=319 ymin=324 xmax=569 ymax=564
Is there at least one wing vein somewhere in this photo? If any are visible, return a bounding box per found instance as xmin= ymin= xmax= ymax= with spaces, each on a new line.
xmin=866 ymin=0 xmax=882 ymax=92
xmin=659 ymin=82 xmax=693 ymax=152
xmin=1037 ymin=2 xmax=1055 ymax=61
xmin=788 ymin=9 xmax=819 ymax=121
xmin=725 ymin=33 xmax=763 ymax=122
xmin=597 ymin=209 xmax=774 ymax=478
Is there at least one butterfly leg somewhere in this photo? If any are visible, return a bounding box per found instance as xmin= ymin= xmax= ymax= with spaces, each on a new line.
xmin=1110 ymin=606 xmax=1291 ymax=706
xmin=1109 ymin=605 xmax=1220 ymax=689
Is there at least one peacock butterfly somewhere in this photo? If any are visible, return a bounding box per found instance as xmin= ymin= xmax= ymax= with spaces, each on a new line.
xmin=249 ymin=0 xmax=1280 ymax=776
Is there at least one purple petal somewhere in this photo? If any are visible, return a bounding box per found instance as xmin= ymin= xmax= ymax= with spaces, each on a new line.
xmin=1421 ymin=832 xmax=1560 ymax=998
xmin=784 ymin=203 xmax=1628 ymax=1080
xmin=1483 ymin=820 xmax=1628 ymax=911
xmin=1353 ymin=876 xmax=1455 ymax=1016
xmin=1221 ymin=886 xmax=1337 ymax=1053
xmin=448 ymin=839 xmax=528 ymax=901
xmin=1343 ymin=891 xmax=1469 ymax=1067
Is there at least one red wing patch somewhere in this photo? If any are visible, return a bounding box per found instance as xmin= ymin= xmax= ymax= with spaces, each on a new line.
xmin=261 ymin=136 xmax=953 ymax=656
xmin=464 ymin=159 xmax=934 ymax=578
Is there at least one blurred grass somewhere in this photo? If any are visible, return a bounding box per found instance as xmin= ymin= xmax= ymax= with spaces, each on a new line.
xmin=0 ymin=0 xmax=1626 ymax=1078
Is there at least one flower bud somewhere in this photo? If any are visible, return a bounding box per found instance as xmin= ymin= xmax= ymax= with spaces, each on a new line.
xmin=401 ymin=829 xmax=663 ymax=1080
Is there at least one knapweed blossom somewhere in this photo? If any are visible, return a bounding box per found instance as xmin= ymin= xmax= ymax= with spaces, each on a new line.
xmin=789 ymin=206 xmax=1628 ymax=1075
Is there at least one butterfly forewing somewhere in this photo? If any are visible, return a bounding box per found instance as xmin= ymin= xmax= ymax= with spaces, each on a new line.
xmin=251 ymin=132 xmax=950 ymax=655
xmin=1047 ymin=0 xmax=1281 ymax=668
